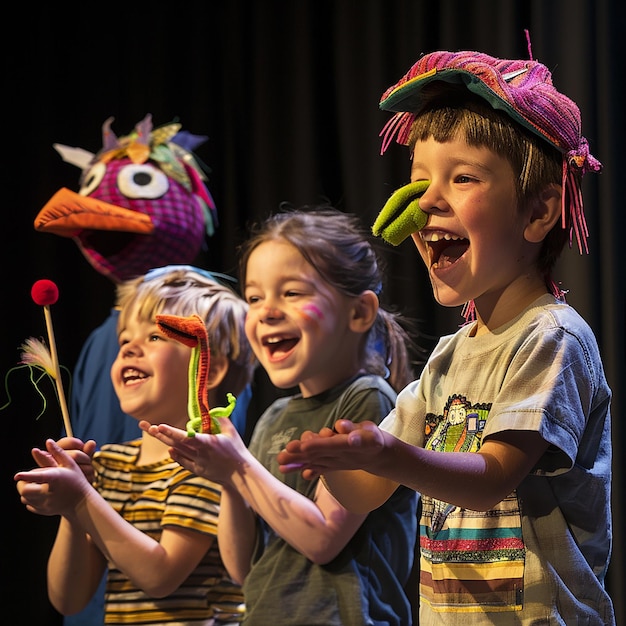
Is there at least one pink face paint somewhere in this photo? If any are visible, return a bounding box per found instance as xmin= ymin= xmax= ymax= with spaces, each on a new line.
xmin=298 ymin=304 xmax=324 ymax=323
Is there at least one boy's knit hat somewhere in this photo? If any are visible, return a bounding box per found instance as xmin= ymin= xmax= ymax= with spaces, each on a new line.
xmin=378 ymin=49 xmax=602 ymax=253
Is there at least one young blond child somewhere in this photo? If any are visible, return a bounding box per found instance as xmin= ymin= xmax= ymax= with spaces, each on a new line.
xmin=278 ymin=50 xmax=615 ymax=625
xmin=15 ymin=265 xmax=257 ymax=625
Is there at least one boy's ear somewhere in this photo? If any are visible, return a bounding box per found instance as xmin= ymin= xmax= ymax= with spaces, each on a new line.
xmin=349 ymin=290 xmax=379 ymax=333
xmin=206 ymin=354 xmax=229 ymax=390
xmin=524 ymin=183 xmax=562 ymax=244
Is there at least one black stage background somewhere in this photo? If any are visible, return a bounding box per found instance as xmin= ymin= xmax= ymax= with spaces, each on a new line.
xmin=3 ymin=2 xmax=624 ymax=624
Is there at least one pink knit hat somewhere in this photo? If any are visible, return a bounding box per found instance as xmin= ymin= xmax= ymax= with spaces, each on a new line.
xmin=379 ymin=48 xmax=602 ymax=253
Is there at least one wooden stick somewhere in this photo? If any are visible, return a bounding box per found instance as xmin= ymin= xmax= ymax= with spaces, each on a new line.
xmin=42 ymin=304 xmax=73 ymax=437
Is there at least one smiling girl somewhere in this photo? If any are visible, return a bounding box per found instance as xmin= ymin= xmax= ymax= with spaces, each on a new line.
xmin=142 ymin=208 xmax=419 ymax=625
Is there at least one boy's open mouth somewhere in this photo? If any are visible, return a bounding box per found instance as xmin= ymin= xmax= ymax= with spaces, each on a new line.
xmin=423 ymin=232 xmax=469 ymax=268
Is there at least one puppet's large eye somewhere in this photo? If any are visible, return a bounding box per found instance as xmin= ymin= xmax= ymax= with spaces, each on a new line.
xmin=117 ymin=164 xmax=169 ymax=199
xmin=78 ymin=162 xmax=106 ymax=196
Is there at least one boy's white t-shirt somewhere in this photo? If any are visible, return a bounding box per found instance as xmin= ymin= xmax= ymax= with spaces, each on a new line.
xmin=382 ymin=294 xmax=614 ymax=625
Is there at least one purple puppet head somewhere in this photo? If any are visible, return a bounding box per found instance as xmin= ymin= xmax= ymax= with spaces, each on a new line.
xmin=34 ymin=114 xmax=217 ymax=283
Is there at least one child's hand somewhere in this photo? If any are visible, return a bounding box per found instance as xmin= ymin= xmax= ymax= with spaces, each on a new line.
xmin=139 ymin=417 xmax=248 ymax=484
xmin=277 ymin=419 xmax=385 ymax=478
xmin=14 ymin=439 xmax=95 ymax=517
xmin=30 ymin=437 xmax=97 ymax=483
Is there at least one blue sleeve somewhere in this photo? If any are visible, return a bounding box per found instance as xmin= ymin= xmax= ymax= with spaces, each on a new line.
xmin=69 ymin=310 xmax=140 ymax=445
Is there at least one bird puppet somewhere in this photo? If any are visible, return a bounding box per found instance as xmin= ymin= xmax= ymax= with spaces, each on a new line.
xmin=34 ymin=113 xmax=217 ymax=282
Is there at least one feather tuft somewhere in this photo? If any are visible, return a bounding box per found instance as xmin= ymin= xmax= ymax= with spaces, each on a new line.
xmin=19 ymin=337 xmax=57 ymax=379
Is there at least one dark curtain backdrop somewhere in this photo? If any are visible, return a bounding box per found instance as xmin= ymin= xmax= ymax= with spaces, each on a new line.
xmin=3 ymin=2 xmax=623 ymax=624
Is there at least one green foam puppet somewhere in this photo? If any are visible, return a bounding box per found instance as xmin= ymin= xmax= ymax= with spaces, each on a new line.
xmin=372 ymin=180 xmax=430 ymax=245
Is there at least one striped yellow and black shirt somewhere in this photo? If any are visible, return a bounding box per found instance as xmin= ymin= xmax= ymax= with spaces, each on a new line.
xmin=92 ymin=439 xmax=245 ymax=625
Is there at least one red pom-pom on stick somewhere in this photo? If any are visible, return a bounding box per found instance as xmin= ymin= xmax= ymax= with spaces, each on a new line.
xmin=31 ymin=279 xmax=59 ymax=307
xmin=31 ymin=279 xmax=72 ymax=437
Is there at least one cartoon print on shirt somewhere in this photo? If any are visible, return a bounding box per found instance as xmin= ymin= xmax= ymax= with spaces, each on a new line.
xmin=427 ymin=395 xmax=489 ymax=453
xmin=267 ymin=427 xmax=300 ymax=455
xmin=425 ymin=395 xmax=491 ymax=531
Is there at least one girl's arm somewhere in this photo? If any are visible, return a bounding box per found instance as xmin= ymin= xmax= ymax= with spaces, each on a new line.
xmin=142 ymin=418 xmax=368 ymax=565
xmin=214 ymin=483 xmax=257 ymax=584
xmin=15 ymin=439 xmax=214 ymax=613
xmin=226 ymin=449 xmax=367 ymax=564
